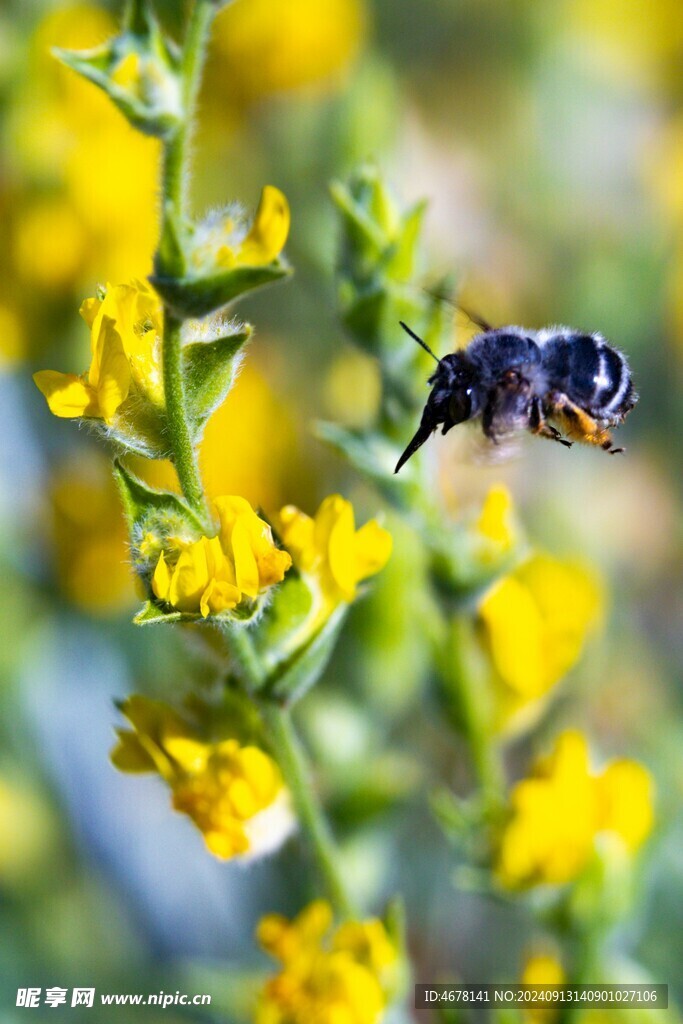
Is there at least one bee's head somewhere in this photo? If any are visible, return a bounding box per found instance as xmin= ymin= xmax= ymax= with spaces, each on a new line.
xmin=395 ymin=352 xmax=477 ymax=473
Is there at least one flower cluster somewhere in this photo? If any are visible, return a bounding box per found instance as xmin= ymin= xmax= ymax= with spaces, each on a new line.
xmin=112 ymin=697 xmax=294 ymax=859
xmin=256 ymin=900 xmax=397 ymax=1024
xmin=499 ymin=730 xmax=654 ymax=887
xmin=151 ymin=496 xmax=292 ymax=618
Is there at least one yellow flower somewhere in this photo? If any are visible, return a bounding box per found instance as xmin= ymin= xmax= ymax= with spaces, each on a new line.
xmin=256 ymin=900 xmax=396 ymax=1024
xmin=192 ymin=186 xmax=290 ymax=272
xmin=111 ymin=696 xmax=294 ymax=860
xmin=567 ymin=0 xmax=683 ymax=87
xmin=473 ymin=484 xmax=517 ymax=563
xmin=498 ymin=731 xmax=654 ymax=888
xmin=14 ymin=199 xmax=87 ymax=288
xmin=522 ymin=953 xmax=565 ymax=986
xmin=13 ymin=4 xmax=160 ymax=285
xmin=151 ymin=496 xmax=291 ymax=618
xmin=33 ymin=280 xmax=163 ymax=423
xmin=210 ymin=0 xmax=366 ymax=104
xmin=521 ymin=954 xmax=565 ymax=1024
xmin=477 ymin=553 xmax=602 ymax=730
xmin=224 ymin=186 xmax=290 ymax=267
xmin=277 ymin=495 xmax=392 ymax=609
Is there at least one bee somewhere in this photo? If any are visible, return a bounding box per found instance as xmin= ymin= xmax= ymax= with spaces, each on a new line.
xmin=394 ymin=316 xmax=637 ymax=473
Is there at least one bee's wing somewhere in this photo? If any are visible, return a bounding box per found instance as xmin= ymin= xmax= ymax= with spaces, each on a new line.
xmin=467 ymin=430 xmax=523 ymax=465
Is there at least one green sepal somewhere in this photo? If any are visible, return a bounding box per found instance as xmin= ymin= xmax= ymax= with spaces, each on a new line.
xmin=149 ymin=262 xmax=291 ymax=319
xmin=133 ymin=601 xmax=189 ymax=626
xmin=264 ymin=605 xmax=347 ymax=705
xmin=182 ymin=326 xmax=252 ymax=431
xmin=250 ymin=574 xmax=348 ymax=704
xmin=133 ymin=598 xmax=264 ymax=627
xmin=113 ymin=458 xmax=206 ymax=538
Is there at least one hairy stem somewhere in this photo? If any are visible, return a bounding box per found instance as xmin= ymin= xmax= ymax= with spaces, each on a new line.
xmin=163 ymin=0 xmax=214 ymax=230
xmin=261 ymin=701 xmax=357 ymax=919
xmin=226 ymin=628 xmax=356 ymax=918
xmin=156 ymin=0 xmax=216 ymax=522
xmin=162 ymin=312 xmax=210 ymax=521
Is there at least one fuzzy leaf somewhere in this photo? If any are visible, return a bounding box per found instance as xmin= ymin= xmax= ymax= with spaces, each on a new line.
xmin=183 ymin=327 xmax=251 ymax=430
xmin=113 ymin=459 xmax=205 ymax=537
xmin=150 ymin=263 xmax=291 ymax=318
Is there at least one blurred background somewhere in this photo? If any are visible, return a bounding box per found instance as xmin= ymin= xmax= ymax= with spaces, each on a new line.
xmin=0 ymin=0 xmax=681 ymax=1019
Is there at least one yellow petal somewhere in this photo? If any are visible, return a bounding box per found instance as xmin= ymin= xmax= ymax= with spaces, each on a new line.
xmin=479 ymin=577 xmax=546 ymax=696
xmin=163 ymin=735 xmax=209 ymax=773
xmin=110 ymin=730 xmax=157 ymax=773
xmin=152 ymin=551 xmax=172 ymax=602
xmin=278 ymin=504 xmax=316 ymax=568
xmin=169 ymin=539 xmax=212 ymax=612
xmin=215 ymin=495 xmax=256 ymax=544
xmin=231 ymin=516 xmax=260 ymax=597
xmin=353 ymin=519 xmax=392 ymax=580
xmin=33 ymin=370 xmax=100 ymax=418
xmin=476 ymin=484 xmax=515 ymax=548
xmin=327 ymin=503 xmax=360 ymax=600
xmin=597 ymin=759 xmax=654 ymax=851
xmin=90 ymin=315 xmax=131 ymax=422
xmin=237 ymin=185 xmax=290 ymax=266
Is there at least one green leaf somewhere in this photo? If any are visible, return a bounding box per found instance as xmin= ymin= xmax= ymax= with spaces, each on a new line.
xmin=53 ymin=45 xmax=180 ymax=138
xmin=149 ymin=262 xmax=291 ymax=318
xmin=183 ymin=326 xmax=251 ymax=431
xmin=330 ymin=179 xmax=387 ymax=262
xmin=113 ymin=459 xmax=205 ymax=538
xmin=386 ymin=200 xmax=427 ymax=282
xmin=260 ymin=600 xmax=348 ymax=705
xmin=314 ymin=421 xmax=423 ymax=511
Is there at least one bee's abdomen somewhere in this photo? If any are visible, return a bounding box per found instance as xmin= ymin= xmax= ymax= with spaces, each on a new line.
xmin=542 ymin=333 xmax=635 ymax=418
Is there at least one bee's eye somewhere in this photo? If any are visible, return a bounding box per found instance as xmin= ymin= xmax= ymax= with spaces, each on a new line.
xmin=449 ymin=389 xmax=472 ymax=424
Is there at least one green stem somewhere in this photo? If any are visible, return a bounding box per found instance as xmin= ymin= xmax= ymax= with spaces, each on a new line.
xmin=156 ymin=1 xmax=216 ymax=522
xmin=162 ymin=311 xmax=210 ymax=522
xmin=449 ymin=618 xmax=504 ymax=805
xmin=162 ymin=0 xmax=214 ymax=230
xmin=261 ymin=700 xmax=357 ymax=920
xmin=225 ymin=628 xmax=356 ymax=919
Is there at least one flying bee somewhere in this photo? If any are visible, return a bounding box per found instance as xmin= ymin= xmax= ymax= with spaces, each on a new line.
xmin=394 ymin=316 xmax=637 ymax=473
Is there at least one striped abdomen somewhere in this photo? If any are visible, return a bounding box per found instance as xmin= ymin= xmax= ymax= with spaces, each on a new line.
xmin=541 ymin=333 xmax=636 ymax=421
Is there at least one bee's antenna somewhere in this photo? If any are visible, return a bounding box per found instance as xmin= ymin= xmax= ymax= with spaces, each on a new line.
xmin=399 ymin=321 xmax=439 ymax=363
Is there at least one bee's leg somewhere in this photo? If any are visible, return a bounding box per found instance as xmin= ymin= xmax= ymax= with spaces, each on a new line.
xmin=528 ymin=396 xmax=572 ymax=447
xmin=547 ymin=391 xmax=624 ymax=453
